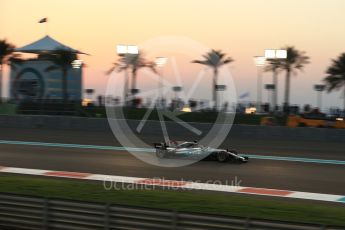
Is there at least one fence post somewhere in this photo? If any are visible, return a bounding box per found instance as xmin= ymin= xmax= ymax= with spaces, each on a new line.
xmin=42 ymin=198 xmax=49 ymax=230
xmin=172 ymin=210 xmax=178 ymax=230
xmin=104 ymin=203 xmax=110 ymax=230
xmin=244 ymin=217 xmax=250 ymax=230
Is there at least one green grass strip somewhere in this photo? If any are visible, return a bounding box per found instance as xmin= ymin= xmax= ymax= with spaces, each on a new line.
xmin=0 ymin=174 xmax=344 ymax=226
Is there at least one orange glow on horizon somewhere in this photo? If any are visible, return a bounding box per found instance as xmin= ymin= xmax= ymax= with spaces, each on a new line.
xmin=2 ymin=0 xmax=345 ymax=108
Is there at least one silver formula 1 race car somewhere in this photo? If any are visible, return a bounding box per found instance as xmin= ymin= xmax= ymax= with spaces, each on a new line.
xmin=153 ymin=141 xmax=249 ymax=163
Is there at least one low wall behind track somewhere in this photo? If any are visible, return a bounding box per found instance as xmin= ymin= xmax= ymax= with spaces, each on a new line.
xmin=0 ymin=115 xmax=344 ymax=142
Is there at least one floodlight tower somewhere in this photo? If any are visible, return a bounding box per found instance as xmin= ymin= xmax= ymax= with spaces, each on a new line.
xmin=253 ymin=56 xmax=266 ymax=112
xmin=264 ymin=49 xmax=287 ymax=111
xmin=155 ymin=57 xmax=168 ymax=107
xmin=116 ymin=44 xmax=139 ymax=105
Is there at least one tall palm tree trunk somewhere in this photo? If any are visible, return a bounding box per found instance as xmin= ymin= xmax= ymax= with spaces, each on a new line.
xmin=284 ymin=69 xmax=291 ymax=107
xmin=130 ymin=69 xmax=137 ymax=107
xmin=62 ymin=69 xmax=68 ymax=103
xmin=343 ymin=86 xmax=345 ymax=112
xmin=272 ymin=68 xmax=278 ymax=111
xmin=123 ymin=69 xmax=129 ymax=105
xmin=0 ymin=64 xmax=3 ymax=103
xmin=213 ymin=68 xmax=218 ymax=110
xmin=131 ymin=69 xmax=137 ymax=95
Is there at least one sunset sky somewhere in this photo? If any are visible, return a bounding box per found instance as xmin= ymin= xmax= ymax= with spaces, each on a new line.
xmin=1 ymin=0 xmax=345 ymax=109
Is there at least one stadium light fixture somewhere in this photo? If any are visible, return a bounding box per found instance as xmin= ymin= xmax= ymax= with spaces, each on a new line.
xmin=72 ymin=60 xmax=83 ymax=69
xmin=116 ymin=45 xmax=127 ymax=55
xmin=265 ymin=49 xmax=287 ymax=59
xmin=264 ymin=49 xmax=287 ymax=111
xmin=155 ymin=57 xmax=168 ymax=106
xmin=253 ymin=56 xmax=266 ymax=112
xmin=254 ymin=56 xmax=266 ymax=66
xmin=117 ymin=45 xmax=138 ymax=55
xmin=155 ymin=57 xmax=168 ymax=67
xmin=116 ymin=44 xmax=139 ymax=104
xmin=264 ymin=49 xmax=276 ymax=59
xmin=276 ymin=49 xmax=287 ymax=59
xmin=127 ymin=45 xmax=139 ymax=54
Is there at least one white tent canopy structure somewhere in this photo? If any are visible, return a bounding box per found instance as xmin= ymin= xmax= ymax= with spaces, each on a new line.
xmin=14 ymin=35 xmax=87 ymax=54
xmin=10 ymin=35 xmax=84 ymax=102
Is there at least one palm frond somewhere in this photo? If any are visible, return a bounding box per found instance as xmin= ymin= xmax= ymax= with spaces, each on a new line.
xmin=107 ymin=52 xmax=156 ymax=80
xmin=324 ymin=53 xmax=345 ymax=93
xmin=48 ymin=48 xmax=79 ymax=69
xmin=191 ymin=60 xmax=208 ymax=65
xmin=192 ymin=49 xmax=234 ymax=69
xmin=106 ymin=66 xmax=116 ymax=75
xmin=264 ymin=59 xmax=282 ymax=73
xmin=9 ymin=56 xmax=24 ymax=64
xmin=0 ymin=39 xmax=16 ymax=64
xmin=222 ymin=57 xmax=234 ymax=65
xmin=146 ymin=61 xmax=157 ymax=74
xmin=265 ymin=46 xmax=310 ymax=76
xmin=8 ymin=56 xmax=24 ymax=71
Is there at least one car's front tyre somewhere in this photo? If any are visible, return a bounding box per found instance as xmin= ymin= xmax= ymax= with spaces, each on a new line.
xmin=236 ymin=156 xmax=249 ymax=163
xmin=156 ymin=149 xmax=168 ymax=159
xmin=242 ymin=156 xmax=249 ymax=163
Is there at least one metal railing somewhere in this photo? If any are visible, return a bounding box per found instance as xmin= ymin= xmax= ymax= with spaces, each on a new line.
xmin=0 ymin=193 xmax=343 ymax=230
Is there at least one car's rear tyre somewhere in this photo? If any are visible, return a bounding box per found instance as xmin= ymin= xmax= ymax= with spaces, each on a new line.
xmin=217 ymin=151 xmax=229 ymax=162
xmin=156 ymin=149 xmax=167 ymax=159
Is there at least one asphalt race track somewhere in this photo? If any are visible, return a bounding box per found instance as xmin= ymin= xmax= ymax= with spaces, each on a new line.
xmin=0 ymin=127 xmax=344 ymax=195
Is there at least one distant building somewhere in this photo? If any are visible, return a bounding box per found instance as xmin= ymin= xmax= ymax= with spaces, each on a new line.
xmin=10 ymin=35 xmax=84 ymax=101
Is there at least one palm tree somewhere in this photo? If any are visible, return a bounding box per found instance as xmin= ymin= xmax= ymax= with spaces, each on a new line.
xmin=0 ymin=39 xmax=15 ymax=102
xmin=266 ymin=46 xmax=310 ymax=108
xmin=126 ymin=53 xmax=156 ymax=95
xmin=107 ymin=58 xmax=130 ymax=104
xmin=45 ymin=49 xmax=78 ymax=103
xmin=192 ymin=49 xmax=234 ymax=109
xmin=280 ymin=46 xmax=309 ymax=106
xmin=264 ymin=58 xmax=283 ymax=111
xmin=108 ymin=52 xmax=156 ymax=104
xmin=324 ymin=53 xmax=345 ymax=111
